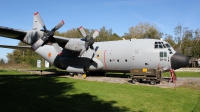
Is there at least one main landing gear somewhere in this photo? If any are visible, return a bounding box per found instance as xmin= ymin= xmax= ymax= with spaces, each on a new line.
xmin=69 ymin=72 xmax=87 ymax=79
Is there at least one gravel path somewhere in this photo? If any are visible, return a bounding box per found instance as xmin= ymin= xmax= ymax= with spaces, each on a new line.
xmin=67 ymin=75 xmax=200 ymax=88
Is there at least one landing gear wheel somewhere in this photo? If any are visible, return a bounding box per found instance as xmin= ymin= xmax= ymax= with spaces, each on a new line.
xmin=69 ymin=73 xmax=74 ymax=77
xmin=82 ymin=74 xmax=87 ymax=79
xmin=150 ymin=79 xmax=156 ymax=85
xmin=132 ymin=79 xmax=138 ymax=84
xmin=138 ymin=79 xmax=143 ymax=83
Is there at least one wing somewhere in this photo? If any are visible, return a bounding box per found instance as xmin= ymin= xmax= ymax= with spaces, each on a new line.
xmin=0 ymin=26 xmax=26 ymax=41
xmin=0 ymin=26 xmax=70 ymax=47
xmin=0 ymin=45 xmax=31 ymax=50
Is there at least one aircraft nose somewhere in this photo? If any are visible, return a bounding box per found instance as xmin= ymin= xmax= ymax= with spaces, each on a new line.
xmin=171 ymin=53 xmax=189 ymax=69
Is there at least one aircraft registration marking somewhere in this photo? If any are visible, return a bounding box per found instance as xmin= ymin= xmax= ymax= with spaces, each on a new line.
xmin=48 ymin=52 xmax=52 ymax=58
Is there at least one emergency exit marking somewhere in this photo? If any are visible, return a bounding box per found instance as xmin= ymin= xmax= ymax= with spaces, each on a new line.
xmin=48 ymin=52 xmax=51 ymax=58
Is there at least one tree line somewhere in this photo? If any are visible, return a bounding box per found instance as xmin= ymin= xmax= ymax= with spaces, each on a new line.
xmin=1 ymin=22 xmax=200 ymax=66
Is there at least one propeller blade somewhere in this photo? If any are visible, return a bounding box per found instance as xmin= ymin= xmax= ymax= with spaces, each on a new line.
xmin=51 ymin=20 xmax=65 ymax=32
xmin=34 ymin=12 xmax=47 ymax=31
xmin=80 ymin=48 xmax=86 ymax=56
xmin=79 ymin=26 xmax=86 ymax=37
xmin=92 ymin=49 xmax=96 ymax=56
xmin=92 ymin=49 xmax=96 ymax=57
xmin=90 ymin=45 xmax=97 ymax=58
xmin=92 ymin=30 xmax=99 ymax=39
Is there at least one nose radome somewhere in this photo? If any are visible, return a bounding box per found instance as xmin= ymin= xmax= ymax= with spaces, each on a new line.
xmin=171 ymin=53 xmax=189 ymax=69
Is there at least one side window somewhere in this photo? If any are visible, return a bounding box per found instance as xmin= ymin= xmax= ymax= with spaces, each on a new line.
xmin=160 ymin=51 xmax=167 ymax=61
xmin=164 ymin=52 xmax=167 ymax=57
xmin=160 ymin=52 xmax=163 ymax=57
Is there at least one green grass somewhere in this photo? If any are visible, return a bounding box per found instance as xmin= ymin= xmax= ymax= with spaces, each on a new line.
xmin=163 ymin=71 xmax=200 ymax=77
xmin=0 ymin=70 xmax=199 ymax=112
xmin=0 ymin=69 xmax=28 ymax=75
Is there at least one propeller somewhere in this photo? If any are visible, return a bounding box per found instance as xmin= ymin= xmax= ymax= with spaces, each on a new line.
xmin=78 ymin=26 xmax=99 ymax=56
xmin=31 ymin=12 xmax=64 ymax=52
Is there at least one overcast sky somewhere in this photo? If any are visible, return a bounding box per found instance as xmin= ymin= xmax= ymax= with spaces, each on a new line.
xmin=0 ymin=0 xmax=199 ymax=60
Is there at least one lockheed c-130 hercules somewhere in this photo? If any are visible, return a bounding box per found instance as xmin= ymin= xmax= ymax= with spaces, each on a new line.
xmin=0 ymin=12 xmax=189 ymax=76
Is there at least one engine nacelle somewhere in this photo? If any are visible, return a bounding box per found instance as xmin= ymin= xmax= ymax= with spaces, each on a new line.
xmin=64 ymin=39 xmax=85 ymax=52
xmin=23 ymin=30 xmax=44 ymax=45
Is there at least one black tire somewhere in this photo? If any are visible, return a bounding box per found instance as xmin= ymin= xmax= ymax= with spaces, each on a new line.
xmin=132 ymin=79 xmax=138 ymax=84
xmin=69 ymin=73 xmax=74 ymax=77
xmin=150 ymin=79 xmax=156 ymax=85
xmin=138 ymin=79 xmax=143 ymax=83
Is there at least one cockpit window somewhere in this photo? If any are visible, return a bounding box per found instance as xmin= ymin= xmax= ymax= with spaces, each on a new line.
xmin=161 ymin=42 xmax=166 ymax=48
xmin=154 ymin=41 xmax=164 ymax=49
xmin=165 ymin=44 xmax=171 ymax=48
xmin=166 ymin=44 xmax=173 ymax=54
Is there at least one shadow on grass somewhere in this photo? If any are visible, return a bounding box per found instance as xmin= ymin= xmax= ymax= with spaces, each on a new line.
xmin=0 ymin=74 xmax=129 ymax=112
xmin=0 ymin=70 xmax=7 ymax=72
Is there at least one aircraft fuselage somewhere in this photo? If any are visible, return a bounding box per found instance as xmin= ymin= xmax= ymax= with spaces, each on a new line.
xmin=35 ymin=39 xmax=188 ymax=73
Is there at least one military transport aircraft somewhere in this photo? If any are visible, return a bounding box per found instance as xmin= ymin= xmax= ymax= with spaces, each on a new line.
xmin=0 ymin=12 xmax=189 ymax=75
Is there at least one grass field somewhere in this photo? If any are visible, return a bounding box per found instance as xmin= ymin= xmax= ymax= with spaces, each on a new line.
xmin=163 ymin=71 xmax=200 ymax=77
xmin=0 ymin=70 xmax=199 ymax=112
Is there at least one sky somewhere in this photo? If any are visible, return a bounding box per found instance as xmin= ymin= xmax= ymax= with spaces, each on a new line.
xmin=0 ymin=0 xmax=199 ymax=60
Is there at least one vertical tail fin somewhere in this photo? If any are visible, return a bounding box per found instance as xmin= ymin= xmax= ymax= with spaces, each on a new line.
xmin=33 ymin=14 xmax=42 ymax=30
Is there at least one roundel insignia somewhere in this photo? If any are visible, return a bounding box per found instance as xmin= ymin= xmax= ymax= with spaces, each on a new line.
xmin=48 ymin=52 xmax=52 ymax=58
